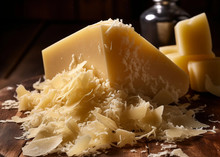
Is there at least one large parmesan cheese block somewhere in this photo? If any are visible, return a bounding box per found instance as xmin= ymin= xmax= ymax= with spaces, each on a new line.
xmin=175 ymin=13 xmax=213 ymax=56
xmin=42 ymin=19 xmax=189 ymax=101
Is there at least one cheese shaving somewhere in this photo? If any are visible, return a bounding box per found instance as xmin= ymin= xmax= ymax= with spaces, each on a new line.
xmin=170 ymin=148 xmax=189 ymax=157
xmin=130 ymin=149 xmax=137 ymax=153
xmin=148 ymin=147 xmax=188 ymax=157
xmin=148 ymin=150 xmax=170 ymax=157
xmin=160 ymin=143 xmax=177 ymax=150
xmin=1 ymin=100 xmax=19 ymax=109
xmin=1 ymin=60 xmax=210 ymax=156
xmin=209 ymin=119 xmax=220 ymax=124
xmin=22 ymin=134 xmax=63 ymax=156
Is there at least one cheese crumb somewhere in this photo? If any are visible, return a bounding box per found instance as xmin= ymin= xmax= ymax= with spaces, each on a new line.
xmin=148 ymin=148 xmax=189 ymax=157
xmin=6 ymin=86 xmax=14 ymax=91
xmin=160 ymin=143 xmax=177 ymax=150
xmin=130 ymin=149 xmax=137 ymax=153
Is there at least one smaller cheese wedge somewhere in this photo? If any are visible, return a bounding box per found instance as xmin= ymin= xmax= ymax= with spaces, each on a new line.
xmin=188 ymin=58 xmax=220 ymax=92
xmin=42 ymin=19 xmax=189 ymax=103
xmin=166 ymin=52 xmax=215 ymax=73
xmin=175 ymin=13 xmax=213 ymax=56
xmin=159 ymin=45 xmax=177 ymax=55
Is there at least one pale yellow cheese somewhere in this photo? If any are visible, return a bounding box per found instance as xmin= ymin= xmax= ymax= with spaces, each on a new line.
xmin=166 ymin=52 xmax=215 ymax=73
xmin=42 ymin=19 xmax=189 ymax=102
xmin=175 ymin=13 xmax=213 ymax=56
xmin=159 ymin=13 xmax=220 ymax=96
xmin=159 ymin=45 xmax=177 ymax=55
xmin=188 ymin=58 xmax=220 ymax=92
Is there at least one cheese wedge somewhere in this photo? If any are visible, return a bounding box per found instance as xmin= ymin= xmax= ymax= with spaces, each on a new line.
xmin=166 ymin=52 xmax=215 ymax=73
xmin=175 ymin=13 xmax=213 ymax=56
xmin=42 ymin=19 xmax=189 ymax=101
xmin=188 ymin=58 xmax=220 ymax=92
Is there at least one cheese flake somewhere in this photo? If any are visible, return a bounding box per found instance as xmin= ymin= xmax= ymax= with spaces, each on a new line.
xmin=22 ymin=134 xmax=63 ymax=156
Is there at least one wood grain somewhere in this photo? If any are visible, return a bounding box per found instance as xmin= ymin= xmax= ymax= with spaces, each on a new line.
xmin=1 ymin=77 xmax=220 ymax=157
xmin=0 ymin=85 xmax=24 ymax=157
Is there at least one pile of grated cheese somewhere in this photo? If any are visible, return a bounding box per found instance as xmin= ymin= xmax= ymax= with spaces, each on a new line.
xmin=3 ymin=60 xmax=210 ymax=156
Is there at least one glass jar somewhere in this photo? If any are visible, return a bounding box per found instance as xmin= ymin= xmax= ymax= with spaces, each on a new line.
xmin=140 ymin=0 xmax=190 ymax=47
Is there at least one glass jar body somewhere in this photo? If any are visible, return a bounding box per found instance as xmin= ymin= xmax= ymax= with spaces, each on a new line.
xmin=140 ymin=0 xmax=190 ymax=47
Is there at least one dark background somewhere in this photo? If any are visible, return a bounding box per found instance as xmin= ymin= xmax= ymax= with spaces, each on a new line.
xmin=1 ymin=0 xmax=220 ymax=51
xmin=0 ymin=0 xmax=220 ymax=88
xmin=1 ymin=0 xmax=220 ymax=32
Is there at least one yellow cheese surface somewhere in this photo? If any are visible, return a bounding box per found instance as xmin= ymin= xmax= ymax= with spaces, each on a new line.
xmin=159 ymin=45 xmax=177 ymax=55
xmin=175 ymin=13 xmax=213 ymax=55
xmin=42 ymin=19 xmax=189 ymax=102
xmin=188 ymin=58 xmax=220 ymax=92
xmin=42 ymin=21 xmax=108 ymax=80
xmin=166 ymin=53 xmax=215 ymax=73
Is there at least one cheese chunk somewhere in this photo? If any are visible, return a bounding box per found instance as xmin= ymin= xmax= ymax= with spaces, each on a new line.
xmin=159 ymin=45 xmax=177 ymax=55
xmin=166 ymin=52 xmax=215 ymax=73
xmin=159 ymin=13 xmax=220 ymax=96
xmin=175 ymin=13 xmax=213 ymax=55
xmin=188 ymin=58 xmax=220 ymax=92
xmin=42 ymin=19 xmax=189 ymax=101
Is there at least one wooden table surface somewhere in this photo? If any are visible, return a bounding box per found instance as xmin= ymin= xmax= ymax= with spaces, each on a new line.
xmin=1 ymin=20 xmax=220 ymax=157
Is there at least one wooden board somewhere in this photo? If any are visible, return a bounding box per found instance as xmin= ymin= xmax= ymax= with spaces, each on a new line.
xmin=1 ymin=76 xmax=220 ymax=157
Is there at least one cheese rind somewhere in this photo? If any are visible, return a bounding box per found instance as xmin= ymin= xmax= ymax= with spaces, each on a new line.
xmin=175 ymin=13 xmax=213 ymax=56
xmin=188 ymin=58 xmax=220 ymax=92
xmin=42 ymin=19 xmax=189 ymax=101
